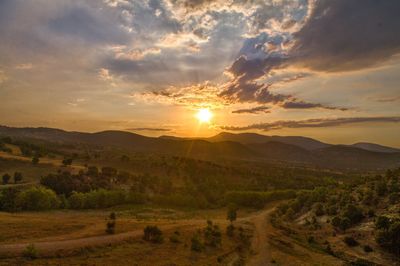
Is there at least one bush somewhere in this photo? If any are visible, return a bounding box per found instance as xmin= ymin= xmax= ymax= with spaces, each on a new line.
xmin=339 ymin=217 xmax=351 ymax=231
xmin=314 ymin=203 xmax=324 ymax=216
xmin=2 ymin=173 xmax=11 ymax=185
xmin=363 ymin=245 xmax=373 ymax=253
xmin=204 ymin=220 xmax=221 ymax=247
xmin=331 ymin=216 xmax=341 ymax=228
xmin=22 ymin=244 xmax=38 ymax=259
xmin=106 ymin=212 xmax=116 ymax=234
xmin=226 ymin=224 xmax=235 ymax=237
xmin=32 ymin=157 xmax=39 ymax=165
xmin=67 ymin=189 xmax=132 ymax=209
xmin=169 ymin=231 xmax=181 ymax=243
xmin=344 ymin=236 xmax=359 ymax=247
xmin=343 ymin=204 xmax=364 ymax=225
xmin=191 ymin=232 xmax=204 ymax=252
xmin=15 ymin=187 xmax=60 ymax=211
xmin=14 ymin=172 xmax=23 ymax=183
xmin=375 ymin=216 xmax=390 ymax=230
xmin=143 ymin=226 xmax=163 ymax=243
xmin=376 ymin=221 xmax=400 ymax=255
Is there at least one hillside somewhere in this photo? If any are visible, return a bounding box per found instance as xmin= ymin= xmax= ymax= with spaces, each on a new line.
xmin=0 ymin=126 xmax=399 ymax=171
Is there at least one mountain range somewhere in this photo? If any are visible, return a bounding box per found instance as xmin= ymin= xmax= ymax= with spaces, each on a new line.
xmin=0 ymin=125 xmax=399 ymax=171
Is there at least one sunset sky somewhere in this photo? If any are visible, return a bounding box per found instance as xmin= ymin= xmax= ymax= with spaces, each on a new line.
xmin=0 ymin=0 xmax=399 ymax=146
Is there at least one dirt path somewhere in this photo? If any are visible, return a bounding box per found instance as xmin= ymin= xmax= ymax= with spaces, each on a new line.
xmin=0 ymin=220 xmax=203 ymax=258
xmin=246 ymin=203 xmax=277 ymax=266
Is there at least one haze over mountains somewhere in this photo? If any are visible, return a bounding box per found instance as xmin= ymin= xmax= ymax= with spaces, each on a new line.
xmin=0 ymin=125 xmax=399 ymax=171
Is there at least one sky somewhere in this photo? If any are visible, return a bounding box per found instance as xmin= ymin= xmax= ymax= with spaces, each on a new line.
xmin=0 ymin=0 xmax=400 ymax=146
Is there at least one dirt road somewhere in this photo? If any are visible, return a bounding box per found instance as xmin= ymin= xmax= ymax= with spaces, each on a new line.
xmin=246 ymin=204 xmax=277 ymax=266
xmin=0 ymin=220 xmax=203 ymax=258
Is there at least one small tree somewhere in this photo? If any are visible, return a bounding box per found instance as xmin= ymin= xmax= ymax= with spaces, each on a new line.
xmin=375 ymin=216 xmax=390 ymax=231
xmin=143 ymin=225 xmax=163 ymax=243
xmin=2 ymin=173 xmax=11 ymax=185
xmin=191 ymin=232 xmax=204 ymax=252
xmin=62 ymin=158 xmax=73 ymax=166
xmin=227 ymin=204 xmax=237 ymax=224
xmin=14 ymin=172 xmax=23 ymax=183
xmin=32 ymin=156 xmax=39 ymax=165
xmin=314 ymin=203 xmax=324 ymax=216
xmin=106 ymin=212 xmax=116 ymax=234
xmin=22 ymin=244 xmax=38 ymax=259
xmin=204 ymin=220 xmax=222 ymax=247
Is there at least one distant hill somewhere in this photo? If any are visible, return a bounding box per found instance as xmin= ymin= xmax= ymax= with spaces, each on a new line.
xmin=351 ymin=142 xmax=400 ymax=153
xmin=206 ymin=132 xmax=329 ymax=150
xmin=0 ymin=125 xmax=399 ymax=171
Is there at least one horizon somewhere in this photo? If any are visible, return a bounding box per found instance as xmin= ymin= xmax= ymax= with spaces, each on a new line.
xmin=1 ymin=123 xmax=400 ymax=149
xmin=0 ymin=1 xmax=399 ymax=146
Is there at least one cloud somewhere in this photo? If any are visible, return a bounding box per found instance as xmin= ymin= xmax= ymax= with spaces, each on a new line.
xmin=373 ymin=96 xmax=400 ymax=103
xmin=221 ymin=116 xmax=400 ymax=131
xmin=219 ymin=0 xmax=400 ymax=105
xmin=232 ymin=106 xmax=270 ymax=114
xmin=281 ymin=101 xmax=349 ymax=111
xmin=127 ymin=127 xmax=171 ymax=132
xmin=15 ymin=63 xmax=33 ymax=70
xmin=0 ymin=70 xmax=7 ymax=84
xmin=291 ymin=0 xmax=400 ymax=72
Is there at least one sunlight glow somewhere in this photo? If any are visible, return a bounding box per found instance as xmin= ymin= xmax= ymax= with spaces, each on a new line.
xmin=196 ymin=108 xmax=213 ymax=123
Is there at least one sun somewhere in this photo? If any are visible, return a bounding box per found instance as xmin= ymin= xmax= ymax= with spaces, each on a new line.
xmin=196 ymin=108 xmax=213 ymax=123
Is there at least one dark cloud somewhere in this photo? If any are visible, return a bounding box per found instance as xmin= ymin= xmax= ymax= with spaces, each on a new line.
xmin=219 ymin=0 xmax=400 ymax=105
xmin=221 ymin=116 xmax=400 ymax=131
xmin=48 ymin=5 xmax=130 ymax=44
xmin=219 ymin=80 xmax=291 ymax=104
xmin=127 ymin=127 xmax=171 ymax=132
xmin=292 ymin=0 xmax=400 ymax=72
xmin=281 ymin=101 xmax=349 ymax=111
xmin=232 ymin=106 xmax=270 ymax=114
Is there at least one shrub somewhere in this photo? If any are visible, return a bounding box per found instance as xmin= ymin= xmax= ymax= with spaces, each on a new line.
xmin=376 ymin=221 xmax=400 ymax=255
xmin=106 ymin=212 xmax=116 ymax=234
xmin=343 ymin=204 xmax=364 ymax=225
xmin=143 ymin=226 xmax=163 ymax=243
xmin=23 ymin=244 xmax=38 ymax=259
xmin=344 ymin=236 xmax=359 ymax=247
xmin=204 ymin=220 xmax=221 ymax=247
xmin=169 ymin=231 xmax=181 ymax=243
xmin=32 ymin=157 xmax=39 ymax=165
xmin=363 ymin=245 xmax=373 ymax=253
xmin=331 ymin=216 xmax=341 ymax=228
xmin=191 ymin=232 xmax=204 ymax=252
xmin=314 ymin=203 xmax=324 ymax=216
xmin=227 ymin=204 xmax=237 ymax=223
xmin=13 ymin=172 xmax=23 ymax=183
xmin=226 ymin=224 xmax=235 ymax=237
xmin=339 ymin=217 xmax=351 ymax=231
xmin=2 ymin=173 xmax=11 ymax=185
xmin=15 ymin=187 xmax=60 ymax=211
xmin=375 ymin=216 xmax=390 ymax=230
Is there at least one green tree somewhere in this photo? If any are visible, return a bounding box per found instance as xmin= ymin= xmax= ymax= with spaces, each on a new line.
xmin=106 ymin=212 xmax=116 ymax=234
xmin=62 ymin=158 xmax=73 ymax=166
xmin=375 ymin=216 xmax=390 ymax=231
xmin=15 ymin=187 xmax=60 ymax=211
xmin=143 ymin=226 xmax=163 ymax=243
xmin=14 ymin=172 xmax=23 ymax=183
xmin=32 ymin=156 xmax=39 ymax=165
xmin=227 ymin=204 xmax=237 ymax=224
xmin=191 ymin=232 xmax=204 ymax=252
xmin=2 ymin=173 xmax=11 ymax=185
